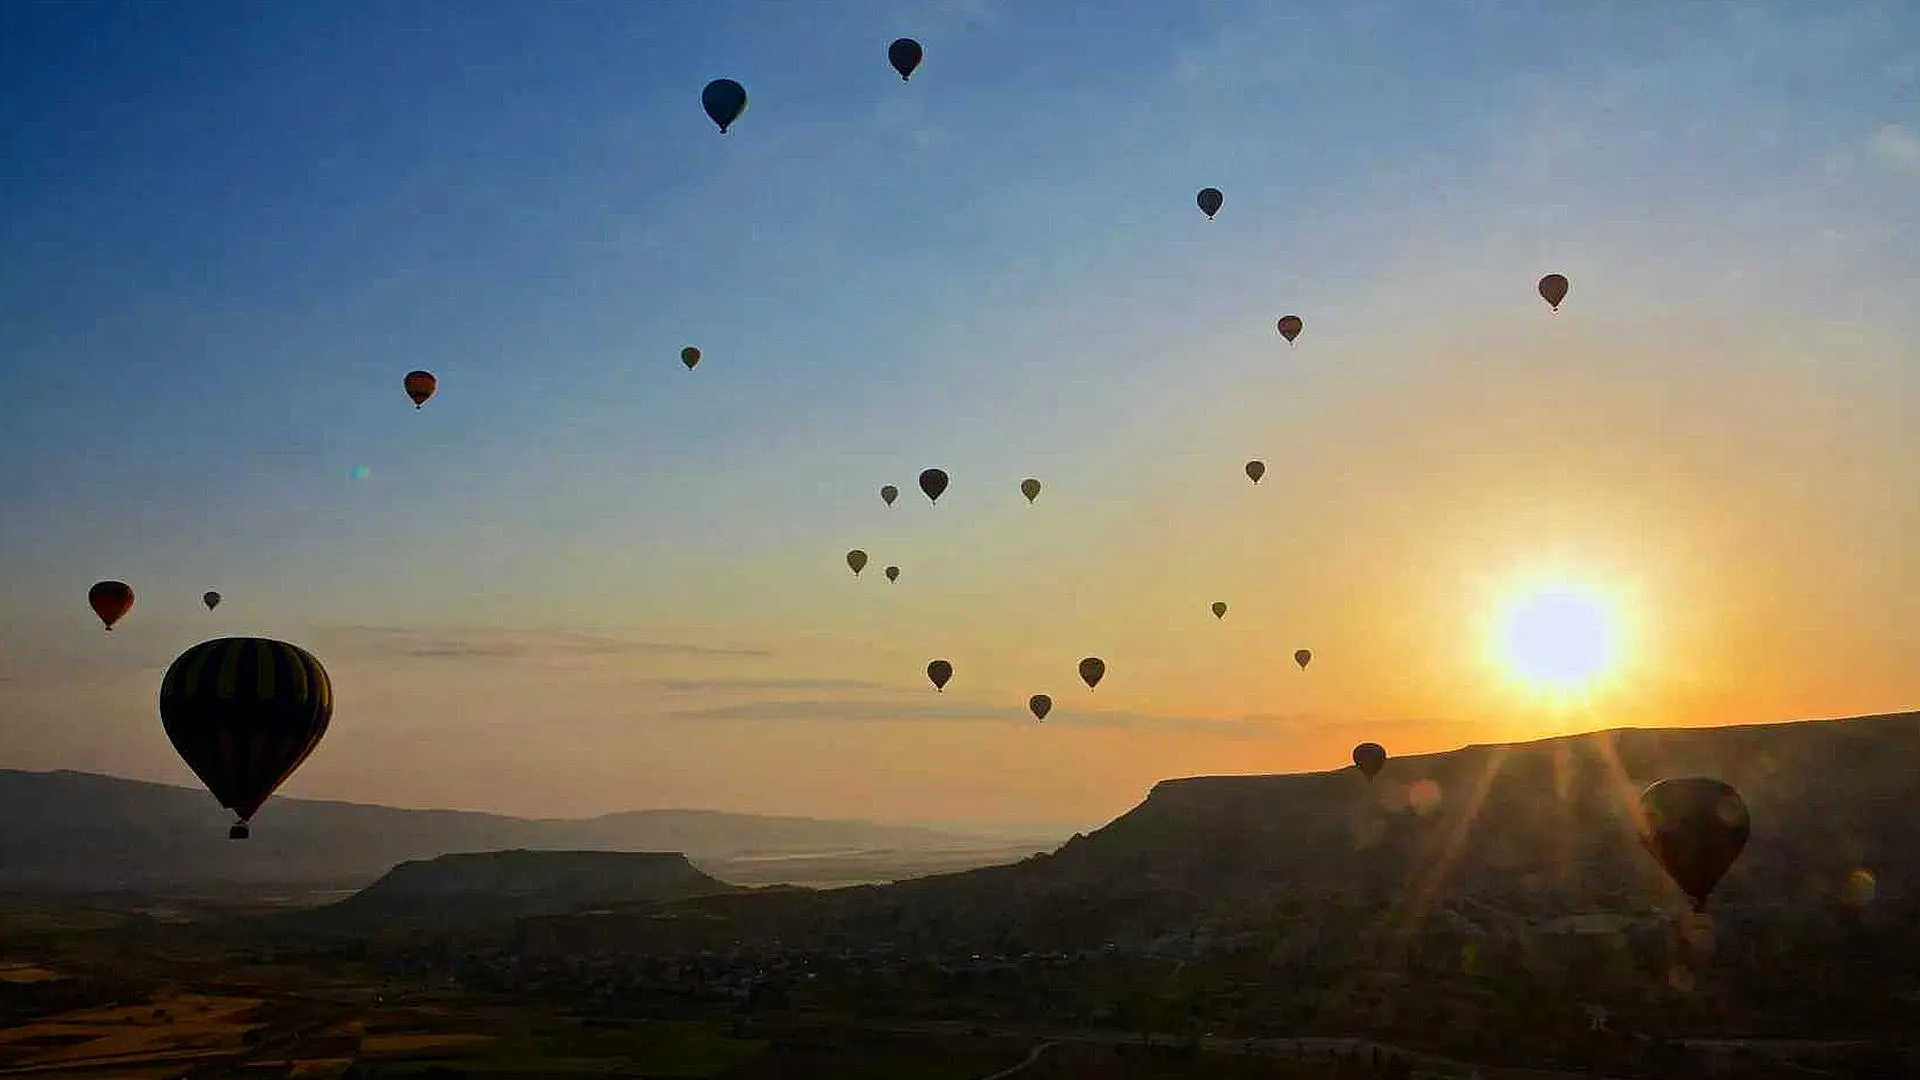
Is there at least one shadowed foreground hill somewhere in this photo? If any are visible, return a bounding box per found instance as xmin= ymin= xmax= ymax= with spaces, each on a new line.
xmin=521 ymin=712 xmax=1919 ymax=956
xmin=301 ymin=850 xmax=736 ymax=931
xmin=0 ymin=770 xmax=1054 ymax=893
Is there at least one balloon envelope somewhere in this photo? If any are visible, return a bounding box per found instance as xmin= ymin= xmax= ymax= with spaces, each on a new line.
xmin=1078 ymin=657 xmax=1106 ymax=689
xmin=1028 ymin=694 xmax=1052 ymax=721
xmin=403 ymin=370 xmax=437 ymax=408
xmin=203 ymin=591 xmax=222 ymax=612
xmin=926 ymin=659 xmax=953 ymax=692
xmin=884 ymin=565 xmax=899 ymax=582
xmin=1276 ymin=315 xmax=1303 ymax=343
xmin=702 ymin=78 xmax=748 ymax=132
xmin=1294 ymin=649 xmax=1312 ymax=669
xmin=1245 ymin=460 xmax=1266 ymax=484
xmin=880 ymin=484 xmax=899 ymax=506
xmin=1352 ymin=742 xmax=1387 ymax=780
xmin=1021 ymin=478 xmax=1041 ymax=503
xmin=919 ymin=468 xmax=949 ymax=503
xmin=1638 ymin=777 xmax=1750 ymax=911
xmin=846 ymin=550 xmax=868 ymax=575
xmin=888 ymin=38 xmax=923 ymax=80
xmin=1538 ymin=273 xmax=1570 ymax=311
xmin=681 ymin=346 xmax=701 ymax=369
xmin=1211 ymin=601 xmax=1227 ymax=619
xmin=159 ymin=637 xmax=333 ymax=835
xmin=88 ymin=581 xmax=134 ymax=630
xmin=1197 ymin=187 xmax=1223 ymax=218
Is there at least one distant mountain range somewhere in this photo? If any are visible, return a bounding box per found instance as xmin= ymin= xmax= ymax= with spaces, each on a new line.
xmin=0 ymin=769 xmax=1056 ymax=893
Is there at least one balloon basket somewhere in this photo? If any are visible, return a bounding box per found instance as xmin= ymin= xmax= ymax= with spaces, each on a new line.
xmin=229 ymin=823 xmax=250 ymax=840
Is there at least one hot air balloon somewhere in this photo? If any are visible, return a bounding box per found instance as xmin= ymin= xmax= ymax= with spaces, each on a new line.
xmin=1294 ymin=649 xmax=1312 ymax=669
xmin=1196 ymin=187 xmax=1223 ymax=219
xmin=159 ymin=637 xmax=333 ymax=839
xmin=927 ymin=659 xmax=953 ymax=692
xmin=919 ymin=468 xmax=949 ymax=504
xmin=88 ymin=581 xmax=134 ymax=631
xmin=880 ymin=484 xmax=899 ymax=506
xmin=1352 ymin=742 xmax=1387 ymax=780
xmin=1021 ymin=478 xmax=1041 ymax=504
xmin=1276 ymin=315 xmax=1303 ymax=344
xmin=1211 ymin=601 xmax=1227 ymax=619
xmin=403 ymin=370 xmax=437 ymax=409
xmin=1245 ymin=460 xmax=1266 ymax=484
xmin=1538 ymin=273 xmax=1569 ymax=312
xmin=681 ymin=346 xmax=702 ymax=370
xmin=1638 ymin=778 xmax=1750 ymax=912
xmin=1078 ymin=657 xmax=1105 ymax=690
xmin=885 ymin=565 xmax=899 ymax=582
xmin=203 ymin=591 xmax=222 ymax=612
xmin=847 ymin=550 xmax=869 ymax=576
xmin=702 ymin=78 xmax=748 ymax=133
xmin=1029 ymin=694 xmax=1052 ymax=721
xmin=888 ymin=37 xmax=923 ymax=81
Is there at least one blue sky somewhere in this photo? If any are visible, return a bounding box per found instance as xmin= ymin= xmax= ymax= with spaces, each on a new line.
xmin=3 ymin=0 xmax=1917 ymax=827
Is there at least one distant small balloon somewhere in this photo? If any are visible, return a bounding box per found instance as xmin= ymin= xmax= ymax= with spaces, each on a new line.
xmin=884 ymin=565 xmax=899 ymax=583
xmin=1294 ymin=649 xmax=1312 ymax=669
xmin=1245 ymin=460 xmax=1266 ymax=484
xmin=1028 ymin=693 xmax=1052 ymax=721
xmin=880 ymin=484 xmax=899 ymax=506
xmin=1538 ymin=273 xmax=1570 ymax=311
xmin=888 ymin=38 xmax=923 ymax=81
xmin=1276 ymin=315 xmax=1303 ymax=344
xmin=1078 ymin=656 xmax=1105 ymax=690
xmin=203 ymin=591 xmax=222 ymax=612
xmin=1021 ymin=478 xmax=1041 ymax=504
xmin=1352 ymin=742 xmax=1387 ymax=780
xmin=919 ymin=468 xmax=949 ymax=504
xmin=847 ymin=549 xmax=869 ymax=576
xmin=403 ymin=370 xmax=437 ymax=409
xmin=88 ymin=581 xmax=134 ymax=631
xmin=1196 ymin=187 xmax=1223 ymax=219
xmin=702 ymin=78 xmax=748 ymax=133
xmin=681 ymin=346 xmax=701 ymax=370
xmin=927 ymin=659 xmax=953 ymax=692
xmin=1211 ymin=601 xmax=1227 ymax=619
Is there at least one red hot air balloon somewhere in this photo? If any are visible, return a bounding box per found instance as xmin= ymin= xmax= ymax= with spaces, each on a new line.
xmin=403 ymin=370 xmax=437 ymax=409
xmin=1538 ymin=273 xmax=1570 ymax=311
xmin=1276 ymin=315 xmax=1303 ymax=344
xmin=88 ymin=581 xmax=134 ymax=630
xmin=1352 ymin=742 xmax=1387 ymax=780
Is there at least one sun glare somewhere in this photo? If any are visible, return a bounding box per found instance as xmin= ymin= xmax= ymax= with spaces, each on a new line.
xmin=1492 ymin=579 xmax=1624 ymax=698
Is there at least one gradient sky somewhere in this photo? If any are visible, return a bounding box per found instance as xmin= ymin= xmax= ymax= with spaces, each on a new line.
xmin=3 ymin=0 xmax=1916 ymax=832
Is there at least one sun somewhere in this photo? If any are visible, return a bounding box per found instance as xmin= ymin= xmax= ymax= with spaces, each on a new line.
xmin=1491 ymin=578 xmax=1624 ymax=698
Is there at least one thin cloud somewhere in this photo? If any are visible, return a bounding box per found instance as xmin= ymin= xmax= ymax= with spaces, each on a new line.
xmin=321 ymin=626 xmax=772 ymax=663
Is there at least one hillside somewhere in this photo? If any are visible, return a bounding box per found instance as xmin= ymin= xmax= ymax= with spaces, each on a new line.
xmin=0 ymin=770 xmax=1055 ymax=893
xmin=517 ymin=711 xmax=1920 ymax=956
xmin=302 ymin=850 xmax=735 ymax=931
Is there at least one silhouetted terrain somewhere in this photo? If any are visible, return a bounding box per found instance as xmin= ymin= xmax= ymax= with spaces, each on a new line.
xmin=0 ymin=770 xmax=1055 ymax=893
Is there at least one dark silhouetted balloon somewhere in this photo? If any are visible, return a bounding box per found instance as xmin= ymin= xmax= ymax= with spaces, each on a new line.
xmin=203 ymin=591 xmax=222 ymax=612
xmin=1021 ymin=478 xmax=1041 ymax=504
xmin=159 ymin=637 xmax=333 ymax=839
xmin=1078 ymin=656 xmax=1105 ymax=690
xmin=888 ymin=38 xmax=923 ymax=81
xmin=919 ymin=468 xmax=949 ymax=504
xmin=1538 ymin=273 xmax=1569 ymax=311
xmin=927 ymin=659 xmax=953 ymax=692
xmin=1638 ymin=777 xmax=1750 ymax=912
xmin=404 ymin=370 xmax=437 ymax=409
xmin=1197 ymin=187 xmax=1223 ymax=219
xmin=681 ymin=346 xmax=701 ymax=370
xmin=1245 ymin=460 xmax=1266 ymax=484
xmin=1276 ymin=315 xmax=1303 ymax=343
xmin=1294 ymin=648 xmax=1312 ymax=669
xmin=885 ymin=565 xmax=899 ymax=582
xmin=88 ymin=581 xmax=134 ymax=631
xmin=1211 ymin=601 xmax=1227 ymax=619
xmin=1352 ymin=742 xmax=1387 ymax=780
xmin=847 ymin=550 xmax=868 ymax=576
xmin=702 ymin=78 xmax=748 ymax=133
xmin=1029 ymin=694 xmax=1052 ymax=721
xmin=881 ymin=484 xmax=899 ymax=506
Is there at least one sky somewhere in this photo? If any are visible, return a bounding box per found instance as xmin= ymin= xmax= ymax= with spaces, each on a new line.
xmin=2 ymin=0 xmax=1916 ymax=832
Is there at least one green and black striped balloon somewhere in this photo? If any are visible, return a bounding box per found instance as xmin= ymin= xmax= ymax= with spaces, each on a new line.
xmin=158 ymin=637 xmax=333 ymax=838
